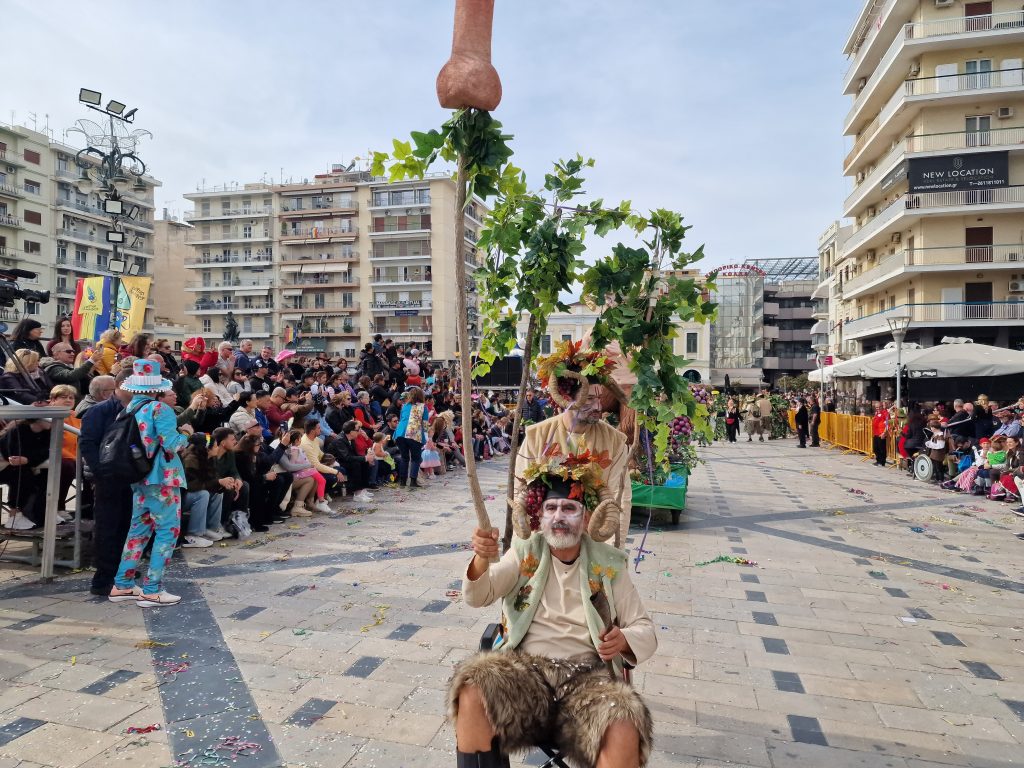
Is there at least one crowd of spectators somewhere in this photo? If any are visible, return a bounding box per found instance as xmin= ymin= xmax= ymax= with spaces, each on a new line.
xmin=0 ymin=325 xmax=530 ymax=606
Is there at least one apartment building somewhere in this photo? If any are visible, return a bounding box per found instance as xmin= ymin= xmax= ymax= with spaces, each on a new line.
xmin=812 ymin=221 xmax=853 ymax=357
xmin=838 ymin=0 xmax=1024 ymax=354
xmin=0 ymin=121 xmax=159 ymax=328
xmin=180 ymin=169 xmax=484 ymax=361
xmin=152 ymin=215 xmax=193 ymax=331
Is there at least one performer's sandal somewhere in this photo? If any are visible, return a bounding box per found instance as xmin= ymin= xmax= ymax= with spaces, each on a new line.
xmin=456 ymin=737 xmax=509 ymax=768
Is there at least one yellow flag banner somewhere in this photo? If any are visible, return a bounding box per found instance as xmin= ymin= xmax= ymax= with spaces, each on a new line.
xmin=117 ymin=276 xmax=152 ymax=337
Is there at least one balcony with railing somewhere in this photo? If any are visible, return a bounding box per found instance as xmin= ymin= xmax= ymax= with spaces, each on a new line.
xmin=185 ymin=279 xmax=274 ymax=291
xmin=846 ymin=11 xmax=1024 ymax=132
xmin=0 ymin=148 xmax=25 ymax=167
xmin=282 ymin=275 xmax=359 ymax=287
xmin=369 ymin=222 xmax=431 ymax=235
xmin=371 ymin=324 xmax=433 ymax=336
xmin=370 ymin=247 xmax=432 ymax=260
xmin=0 ymin=212 xmax=22 ymax=228
xmin=186 ymin=301 xmax=274 ymax=314
xmin=185 ymin=207 xmax=274 ymax=221
xmin=843 ymin=244 xmax=1024 ymax=299
xmin=844 ymin=301 xmax=1024 ymax=339
xmin=0 ymin=182 xmax=24 ymax=199
xmin=844 ymin=186 xmax=1024 ymax=258
xmin=279 ymin=250 xmax=358 ymax=266
xmin=187 ymin=232 xmax=273 ymax=245
xmin=280 ymin=301 xmax=360 ymax=313
xmin=846 ymin=126 xmax=1024 ymax=215
xmin=280 ymin=224 xmax=358 ymax=241
xmin=183 ymin=253 xmax=273 ymax=267
xmin=370 ymin=272 xmax=432 ymax=285
xmin=279 ymin=200 xmax=358 ymax=215
xmin=369 ymin=299 xmax=433 ymax=312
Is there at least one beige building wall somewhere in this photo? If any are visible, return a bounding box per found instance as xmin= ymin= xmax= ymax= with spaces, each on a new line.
xmin=839 ymin=0 xmax=1024 ymax=353
xmin=152 ymin=217 xmax=193 ymax=330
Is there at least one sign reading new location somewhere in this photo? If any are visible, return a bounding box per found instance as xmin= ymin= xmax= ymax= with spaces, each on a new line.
xmin=908 ymin=151 xmax=1009 ymax=193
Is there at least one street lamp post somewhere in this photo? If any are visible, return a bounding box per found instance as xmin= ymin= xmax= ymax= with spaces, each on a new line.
xmin=813 ymin=343 xmax=828 ymax=404
xmin=72 ymin=88 xmax=148 ymax=330
xmin=886 ymin=312 xmax=912 ymax=414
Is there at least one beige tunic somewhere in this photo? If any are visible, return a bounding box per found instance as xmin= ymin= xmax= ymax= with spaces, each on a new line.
xmin=514 ymin=416 xmax=632 ymax=546
xmin=464 ymin=546 xmax=658 ymax=666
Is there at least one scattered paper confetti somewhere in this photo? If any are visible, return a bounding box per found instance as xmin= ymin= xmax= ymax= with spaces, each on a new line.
xmin=125 ymin=724 xmax=161 ymax=734
xmin=830 ymin=510 xmax=846 ymax=516
xmin=360 ymin=604 xmax=391 ymax=632
xmin=695 ymin=555 xmax=758 ymax=567
xmin=135 ymin=640 xmax=173 ymax=649
xmin=909 ymin=526 xmax=925 ymax=533
xmin=900 ymin=617 xmax=917 ymax=624
xmin=292 ymin=628 xmax=312 ymax=636
xmin=69 ymin=656 xmax=76 ymax=666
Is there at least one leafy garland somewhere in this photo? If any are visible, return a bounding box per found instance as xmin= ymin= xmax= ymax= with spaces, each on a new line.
xmin=371 ymin=110 xmax=717 ymax=467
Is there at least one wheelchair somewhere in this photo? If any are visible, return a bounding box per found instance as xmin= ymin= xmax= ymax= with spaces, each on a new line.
xmin=478 ymin=623 xmax=633 ymax=768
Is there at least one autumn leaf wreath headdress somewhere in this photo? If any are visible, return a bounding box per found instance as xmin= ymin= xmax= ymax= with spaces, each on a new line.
xmin=512 ymin=444 xmax=622 ymax=543
xmin=535 ymin=339 xmax=625 ymax=411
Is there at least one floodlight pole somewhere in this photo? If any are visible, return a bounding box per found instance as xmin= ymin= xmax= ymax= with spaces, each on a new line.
xmin=74 ymin=89 xmax=147 ymax=332
xmin=887 ymin=313 xmax=911 ymax=415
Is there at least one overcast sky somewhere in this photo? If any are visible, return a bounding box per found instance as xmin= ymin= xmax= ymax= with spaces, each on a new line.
xmin=7 ymin=0 xmax=857 ymax=270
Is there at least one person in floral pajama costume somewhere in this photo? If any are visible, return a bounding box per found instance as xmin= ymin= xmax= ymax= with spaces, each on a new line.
xmin=109 ymin=359 xmax=189 ymax=607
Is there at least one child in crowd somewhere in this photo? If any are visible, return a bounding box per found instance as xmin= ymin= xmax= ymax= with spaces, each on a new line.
xmin=278 ymin=429 xmax=330 ymax=514
xmin=371 ymin=432 xmax=396 ymax=484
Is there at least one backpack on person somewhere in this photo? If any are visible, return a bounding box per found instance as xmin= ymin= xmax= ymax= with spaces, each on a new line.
xmin=97 ymin=401 xmax=154 ymax=484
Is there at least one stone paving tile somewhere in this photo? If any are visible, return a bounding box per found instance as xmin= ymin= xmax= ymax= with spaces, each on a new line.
xmin=0 ymin=722 xmax=123 ymax=768
xmin=3 ymin=441 xmax=1024 ymax=767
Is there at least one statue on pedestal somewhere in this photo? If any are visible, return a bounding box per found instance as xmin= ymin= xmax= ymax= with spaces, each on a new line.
xmin=223 ymin=311 xmax=240 ymax=343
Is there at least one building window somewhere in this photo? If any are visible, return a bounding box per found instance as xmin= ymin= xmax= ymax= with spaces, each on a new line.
xmin=24 ymin=240 xmax=41 ymax=254
xmin=561 ymin=334 xmax=572 ymax=342
xmin=23 ymin=179 xmax=41 ymax=195
xmin=541 ymin=334 xmax=551 ymax=354
xmin=23 ymin=149 xmax=40 ymax=165
xmin=23 ymin=210 xmax=41 ymax=225
xmin=203 ymin=319 xmax=212 ymax=333
xmin=242 ymin=225 xmax=252 ymax=238
xmin=57 ymin=245 xmax=66 ymax=263
xmin=201 ymin=202 xmax=210 ymax=216
xmin=75 ymin=248 xmax=87 ymax=265
xmin=25 ymin=301 xmax=38 ymax=314
xmin=686 ymin=332 xmax=699 ymax=355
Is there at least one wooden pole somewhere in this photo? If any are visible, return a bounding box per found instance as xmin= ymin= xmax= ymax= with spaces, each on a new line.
xmin=454 ymin=154 xmax=494 ymax=550
xmin=502 ymin=311 xmax=536 ymax=552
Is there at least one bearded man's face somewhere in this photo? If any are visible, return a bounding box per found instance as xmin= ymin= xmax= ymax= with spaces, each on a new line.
xmin=540 ymin=498 xmax=586 ymax=549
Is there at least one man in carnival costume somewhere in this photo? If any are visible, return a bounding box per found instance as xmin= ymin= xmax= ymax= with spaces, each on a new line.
xmin=449 ymin=450 xmax=657 ymax=768
xmin=513 ymin=340 xmax=632 ymax=546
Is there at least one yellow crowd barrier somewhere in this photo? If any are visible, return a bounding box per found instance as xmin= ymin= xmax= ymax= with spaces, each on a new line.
xmin=817 ymin=411 xmax=900 ymax=460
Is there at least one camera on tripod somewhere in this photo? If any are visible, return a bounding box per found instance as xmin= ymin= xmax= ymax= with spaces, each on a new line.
xmin=0 ymin=268 xmax=50 ymax=308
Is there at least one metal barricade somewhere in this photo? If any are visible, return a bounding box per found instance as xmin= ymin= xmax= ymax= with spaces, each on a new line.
xmin=0 ymin=406 xmax=78 ymax=581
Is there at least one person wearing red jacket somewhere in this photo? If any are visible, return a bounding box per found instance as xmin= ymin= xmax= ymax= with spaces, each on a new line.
xmin=180 ymin=337 xmax=217 ymax=377
xmin=872 ymin=403 xmax=889 ymax=467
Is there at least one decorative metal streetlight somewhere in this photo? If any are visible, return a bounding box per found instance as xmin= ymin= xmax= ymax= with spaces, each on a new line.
xmin=813 ymin=343 xmax=828 ymax=404
xmin=886 ymin=311 xmax=912 ymax=414
xmin=69 ymin=88 xmax=150 ymax=329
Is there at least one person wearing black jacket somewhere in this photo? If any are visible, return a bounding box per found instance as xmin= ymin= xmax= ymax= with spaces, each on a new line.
xmin=190 ymin=393 xmax=243 ymax=434
xmin=794 ymin=399 xmax=809 ymax=448
xmin=0 ymin=419 xmax=54 ymax=529
xmin=325 ymin=393 xmax=355 ymax=435
xmin=520 ymin=390 xmax=545 ymax=424
xmin=809 ymin=395 xmax=822 ymax=447
xmin=79 ymin=369 xmax=135 ymax=596
xmin=328 ymin=420 xmax=374 ymax=495
xmin=234 ymin=434 xmax=289 ymax=528
xmin=10 ymin=318 xmax=46 ymax=358
xmin=248 ymin=360 xmax=273 ymax=396
xmin=155 ymin=339 xmax=181 ymax=380
xmin=724 ymin=397 xmax=741 ymax=443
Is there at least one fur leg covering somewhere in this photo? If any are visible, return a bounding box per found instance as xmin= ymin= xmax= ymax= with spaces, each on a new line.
xmin=556 ymin=666 xmax=653 ymax=767
xmin=448 ymin=652 xmax=555 ymax=755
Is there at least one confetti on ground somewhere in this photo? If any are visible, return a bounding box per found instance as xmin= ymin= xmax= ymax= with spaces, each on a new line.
xmin=830 ymin=510 xmax=846 ymax=516
xmin=360 ymin=604 xmax=391 ymax=632
xmin=801 ymin=470 xmax=835 ymax=478
xmin=292 ymin=628 xmax=312 ymax=636
xmin=135 ymin=640 xmax=173 ymax=649
xmin=868 ymin=570 xmax=886 ymax=578
xmin=445 ymin=590 xmax=462 ymax=598
xmin=900 ymin=617 xmax=917 ymax=624
xmin=695 ymin=555 xmax=757 ymax=567
xmin=910 ymin=526 xmax=925 ymax=533
xmin=847 ymin=488 xmax=867 ymax=496
xmin=125 ymin=724 xmax=161 ymax=734
xmin=483 ymin=495 xmax=496 ymax=500
xmin=929 ymin=516 xmax=961 ymax=526
xmin=69 ymin=656 xmax=76 ymax=665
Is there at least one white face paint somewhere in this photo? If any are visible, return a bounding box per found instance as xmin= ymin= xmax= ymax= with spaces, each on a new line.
xmin=540 ymin=498 xmax=586 ymax=550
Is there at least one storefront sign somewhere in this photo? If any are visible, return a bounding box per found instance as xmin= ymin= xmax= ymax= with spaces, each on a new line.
xmin=879 ymin=160 xmax=907 ymax=194
xmin=292 ymin=338 xmax=327 ymax=353
xmin=908 ymin=369 xmax=938 ymax=379
xmin=394 ymin=309 xmax=419 ymax=316
xmin=908 ymin=151 xmax=1009 ymax=192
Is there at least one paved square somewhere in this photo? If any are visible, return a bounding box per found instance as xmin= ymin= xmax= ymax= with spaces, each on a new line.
xmin=0 ymin=438 xmax=1022 ymax=766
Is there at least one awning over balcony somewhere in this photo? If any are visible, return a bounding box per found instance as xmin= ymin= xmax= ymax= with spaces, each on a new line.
xmin=810 ymin=320 xmax=829 ymax=336
xmin=830 ymin=342 xmax=1024 ymax=379
xmin=811 ymin=283 xmax=829 ymax=301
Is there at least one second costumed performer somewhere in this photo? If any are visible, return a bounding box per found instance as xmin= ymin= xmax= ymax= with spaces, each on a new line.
xmin=512 ymin=341 xmax=633 ymax=547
